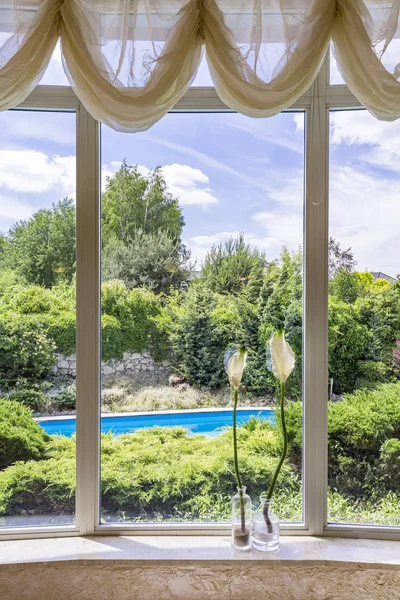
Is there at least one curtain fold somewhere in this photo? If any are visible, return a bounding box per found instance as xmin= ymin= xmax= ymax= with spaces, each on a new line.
xmin=1 ymin=0 xmax=400 ymax=130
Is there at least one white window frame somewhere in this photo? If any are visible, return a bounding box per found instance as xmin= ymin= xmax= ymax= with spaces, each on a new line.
xmin=0 ymin=55 xmax=399 ymax=541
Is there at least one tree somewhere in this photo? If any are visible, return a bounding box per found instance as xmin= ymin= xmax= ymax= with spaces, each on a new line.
xmin=329 ymin=268 xmax=360 ymax=304
xmin=102 ymin=229 xmax=192 ymax=294
xmin=5 ymin=198 xmax=76 ymax=288
xmin=393 ymin=340 xmax=400 ymax=379
xmin=329 ymin=237 xmax=356 ymax=279
xmin=328 ymin=297 xmax=370 ymax=393
xmin=199 ymin=235 xmax=266 ymax=300
xmin=259 ymin=246 xmax=303 ymax=329
xmin=102 ymin=162 xmax=184 ymax=246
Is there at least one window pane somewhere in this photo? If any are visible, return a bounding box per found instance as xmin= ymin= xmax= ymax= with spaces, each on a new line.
xmin=329 ymin=44 xmax=344 ymax=85
xmin=100 ymin=111 xmax=305 ymax=525
xmin=0 ymin=110 xmax=76 ymax=527
xmin=39 ymin=41 xmax=70 ymax=86
xmin=328 ymin=109 xmax=400 ymax=526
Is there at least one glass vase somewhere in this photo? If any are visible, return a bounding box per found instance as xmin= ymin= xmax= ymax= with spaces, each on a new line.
xmin=231 ymin=486 xmax=252 ymax=550
xmin=252 ymin=495 xmax=280 ymax=552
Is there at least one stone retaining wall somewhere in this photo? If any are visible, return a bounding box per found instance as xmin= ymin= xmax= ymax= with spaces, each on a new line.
xmin=52 ymin=352 xmax=172 ymax=385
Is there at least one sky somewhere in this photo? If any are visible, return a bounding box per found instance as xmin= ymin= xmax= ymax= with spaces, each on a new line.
xmin=0 ymin=45 xmax=400 ymax=277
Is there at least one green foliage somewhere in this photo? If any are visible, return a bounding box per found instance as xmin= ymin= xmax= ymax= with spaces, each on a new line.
xmin=169 ymin=285 xmax=239 ymax=387
xmin=330 ymin=268 xmax=360 ymax=304
xmin=328 ymin=383 xmax=400 ymax=499
xmin=328 ymin=237 xmax=356 ymax=279
xmin=199 ymin=235 xmax=265 ymax=300
xmin=0 ymin=316 xmax=56 ymax=386
xmin=0 ymin=451 xmax=75 ymax=516
xmin=102 ymin=162 xmax=184 ymax=245
xmin=0 ymin=399 xmax=49 ymax=470
xmin=102 ymin=229 xmax=192 ymax=294
xmin=0 ymin=422 xmax=300 ymax=521
xmin=356 ymin=360 xmax=390 ymax=390
xmin=357 ymin=283 xmax=400 ymax=368
xmin=328 ymin=297 xmax=370 ymax=393
xmin=8 ymin=389 xmax=47 ymax=412
xmin=101 ymin=281 xmax=168 ymax=361
xmin=4 ymin=198 xmax=76 ymax=288
xmin=52 ymin=385 xmax=76 ymax=411
xmin=259 ymin=247 xmax=302 ymax=329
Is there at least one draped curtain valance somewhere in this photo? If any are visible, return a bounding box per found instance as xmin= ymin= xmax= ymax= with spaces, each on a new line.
xmin=1 ymin=0 xmax=400 ymax=131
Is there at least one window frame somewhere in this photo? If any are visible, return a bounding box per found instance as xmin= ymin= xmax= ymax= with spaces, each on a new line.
xmin=0 ymin=55 xmax=399 ymax=541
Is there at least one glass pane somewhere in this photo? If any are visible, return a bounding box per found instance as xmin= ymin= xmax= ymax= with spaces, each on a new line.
xmin=328 ymin=109 xmax=400 ymax=526
xmin=0 ymin=110 xmax=76 ymax=527
xmin=329 ymin=44 xmax=344 ymax=85
xmin=39 ymin=41 xmax=70 ymax=86
xmin=100 ymin=111 xmax=305 ymax=525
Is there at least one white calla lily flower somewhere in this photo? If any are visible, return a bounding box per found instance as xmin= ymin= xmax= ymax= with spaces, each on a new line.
xmin=269 ymin=330 xmax=295 ymax=383
xmin=225 ymin=347 xmax=247 ymax=389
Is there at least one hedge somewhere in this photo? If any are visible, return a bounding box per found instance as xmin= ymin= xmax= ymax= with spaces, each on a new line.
xmin=0 ymin=422 xmax=300 ymax=521
xmin=0 ymin=282 xmax=170 ymax=382
xmin=0 ymin=399 xmax=49 ymax=470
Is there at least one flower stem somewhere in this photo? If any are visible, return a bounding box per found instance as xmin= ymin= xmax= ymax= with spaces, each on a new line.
xmin=233 ymin=387 xmax=245 ymax=532
xmin=263 ymin=381 xmax=287 ymax=533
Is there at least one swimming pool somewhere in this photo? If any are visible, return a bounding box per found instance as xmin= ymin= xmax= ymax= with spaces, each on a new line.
xmin=37 ymin=408 xmax=275 ymax=438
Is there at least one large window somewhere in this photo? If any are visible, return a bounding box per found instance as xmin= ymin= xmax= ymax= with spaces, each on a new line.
xmin=0 ymin=56 xmax=398 ymax=540
xmin=0 ymin=109 xmax=76 ymax=528
xmin=100 ymin=112 xmax=305 ymax=525
xmin=328 ymin=109 xmax=400 ymax=527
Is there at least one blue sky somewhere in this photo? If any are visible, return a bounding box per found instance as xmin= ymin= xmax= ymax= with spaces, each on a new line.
xmin=0 ymin=47 xmax=400 ymax=277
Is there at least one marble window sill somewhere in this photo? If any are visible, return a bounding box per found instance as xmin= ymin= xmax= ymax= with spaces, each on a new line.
xmin=0 ymin=535 xmax=399 ymax=568
xmin=1 ymin=536 xmax=400 ymax=599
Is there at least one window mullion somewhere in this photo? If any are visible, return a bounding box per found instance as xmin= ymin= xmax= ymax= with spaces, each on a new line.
xmin=76 ymin=104 xmax=101 ymax=536
xmin=304 ymin=63 xmax=329 ymax=536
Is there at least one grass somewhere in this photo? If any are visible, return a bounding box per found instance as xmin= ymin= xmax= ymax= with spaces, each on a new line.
xmin=101 ymin=375 xmax=273 ymax=413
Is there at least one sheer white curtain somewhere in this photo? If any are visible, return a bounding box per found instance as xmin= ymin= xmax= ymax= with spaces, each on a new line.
xmin=332 ymin=0 xmax=400 ymax=120
xmin=1 ymin=0 xmax=400 ymax=130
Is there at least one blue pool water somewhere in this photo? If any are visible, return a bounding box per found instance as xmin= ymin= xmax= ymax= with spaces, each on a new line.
xmin=38 ymin=409 xmax=275 ymax=438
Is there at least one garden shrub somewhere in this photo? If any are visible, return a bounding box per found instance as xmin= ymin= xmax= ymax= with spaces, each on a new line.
xmin=101 ymin=281 xmax=168 ymax=360
xmin=13 ymin=285 xmax=54 ymax=314
xmin=101 ymin=314 xmax=124 ymax=361
xmin=380 ymin=438 xmax=400 ymax=493
xmin=0 ymin=423 xmax=300 ymax=521
xmin=0 ymin=453 xmax=75 ymax=516
xmin=0 ymin=399 xmax=49 ymax=470
xmin=328 ymin=382 xmax=400 ymax=498
xmin=52 ymin=385 xmax=76 ymax=411
xmin=8 ymin=389 xmax=47 ymax=412
xmin=356 ymin=360 xmax=390 ymax=390
xmin=0 ymin=315 xmax=56 ymax=386
xmin=44 ymin=312 xmax=76 ymax=356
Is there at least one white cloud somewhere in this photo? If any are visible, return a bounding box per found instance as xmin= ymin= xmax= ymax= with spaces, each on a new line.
xmin=0 ymin=150 xmax=75 ymax=196
xmin=331 ymin=110 xmax=400 ymax=171
xmin=0 ymin=196 xmax=34 ymax=231
xmin=162 ymin=164 xmax=218 ymax=206
xmin=329 ymin=163 xmax=400 ymax=276
xmin=293 ymin=114 xmax=305 ymax=132
xmin=252 ymin=212 xmax=303 ymax=251
xmin=329 ymin=110 xmax=400 ymax=275
xmin=101 ymin=160 xmax=123 ymax=190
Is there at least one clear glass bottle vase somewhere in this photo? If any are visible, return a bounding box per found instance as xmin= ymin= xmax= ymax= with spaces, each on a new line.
xmin=231 ymin=486 xmax=252 ymax=550
xmin=252 ymin=495 xmax=280 ymax=552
